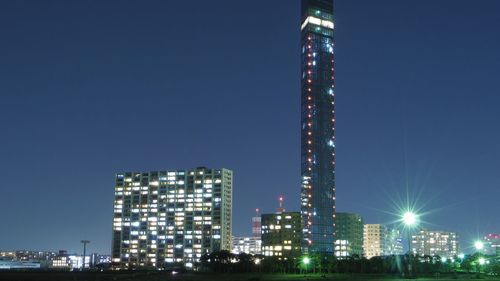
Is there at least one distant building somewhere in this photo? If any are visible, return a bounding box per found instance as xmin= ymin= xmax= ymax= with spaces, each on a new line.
xmin=483 ymin=234 xmax=500 ymax=255
xmin=412 ymin=229 xmax=459 ymax=258
xmin=363 ymin=224 xmax=403 ymax=259
xmin=335 ymin=213 xmax=363 ymax=257
xmin=0 ymin=259 xmax=40 ymax=269
xmin=253 ymin=209 xmax=262 ymax=239
xmin=385 ymin=228 xmax=404 ymax=256
xmin=261 ymin=212 xmax=302 ymax=259
xmin=232 ymin=237 xmax=262 ymax=255
xmin=112 ymin=167 xmax=233 ymax=269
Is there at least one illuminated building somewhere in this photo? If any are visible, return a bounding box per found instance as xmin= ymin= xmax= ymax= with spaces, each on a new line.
xmin=335 ymin=213 xmax=363 ymax=257
xmin=363 ymin=224 xmax=385 ymax=259
xmin=482 ymin=234 xmax=500 ymax=255
xmin=112 ymin=167 xmax=233 ymax=269
xmin=261 ymin=212 xmax=302 ymax=259
xmin=411 ymin=229 xmax=459 ymax=258
xmin=385 ymin=228 xmax=404 ymax=256
xmin=232 ymin=237 xmax=262 ymax=255
xmin=300 ymin=0 xmax=336 ymax=254
xmin=363 ymin=224 xmax=404 ymax=259
xmin=232 ymin=209 xmax=262 ymax=255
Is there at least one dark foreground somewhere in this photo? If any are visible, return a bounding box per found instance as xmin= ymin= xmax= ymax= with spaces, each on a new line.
xmin=0 ymin=272 xmax=499 ymax=281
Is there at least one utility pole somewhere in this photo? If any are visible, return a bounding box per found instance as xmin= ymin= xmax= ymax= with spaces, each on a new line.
xmin=81 ymin=240 xmax=90 ymax=271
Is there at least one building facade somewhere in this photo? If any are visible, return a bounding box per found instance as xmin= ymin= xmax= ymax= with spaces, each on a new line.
xmin=231 ymin=237 xmax=262 ymax=255
xmin=411 ymin=229 xmax=459 ymax=258
xmin=261 ymin=212 xmax=302 ymax=259
xmin=385 ymin=228 xmax=404 ymax=256
xmin=335 ymin=213 xmax=363 ymax=257
xmin=363 ymin=224 xmax=385 ymax=259
xmin=300 ymin=0 xmax=336 ymax=255
xmin=363 ymin=224 xmax=404 ymax=259
xmin=112 ymin=167 xmax=233 ymax=269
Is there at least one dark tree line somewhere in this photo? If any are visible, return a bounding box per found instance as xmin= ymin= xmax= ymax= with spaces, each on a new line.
xmin=197 ymin=251 xmax=500 ymax=276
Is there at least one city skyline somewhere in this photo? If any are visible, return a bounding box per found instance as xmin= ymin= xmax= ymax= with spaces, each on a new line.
xmin=1 ymin=0 xmax=500 ymax=255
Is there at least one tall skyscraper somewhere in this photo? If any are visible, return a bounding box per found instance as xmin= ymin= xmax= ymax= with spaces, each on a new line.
xmin=112 ymin=167 xmax=233 ymax=269
xmin=300 ymin=0 xmax=336 ymax=254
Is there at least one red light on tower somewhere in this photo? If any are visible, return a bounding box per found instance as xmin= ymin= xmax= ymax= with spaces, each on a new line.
xmin=276 ymin=196 xmax=285 ymax=213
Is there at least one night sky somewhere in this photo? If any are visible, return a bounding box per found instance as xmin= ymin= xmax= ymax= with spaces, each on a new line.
xmin=1 ymin=0 xmax=499 ymax=255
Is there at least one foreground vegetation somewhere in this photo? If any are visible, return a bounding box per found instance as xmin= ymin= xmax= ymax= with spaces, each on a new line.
xmin=1 ymin=271 xmax=500 ymax=281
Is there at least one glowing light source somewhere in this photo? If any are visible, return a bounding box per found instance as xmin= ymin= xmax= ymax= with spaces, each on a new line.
xmin=402 ymin=212 xmax=417 ymax=226
xmin=475 ymin=241 xmax=484 ymax=250
xmin=303 ymin=257 xmax=310 ymax=265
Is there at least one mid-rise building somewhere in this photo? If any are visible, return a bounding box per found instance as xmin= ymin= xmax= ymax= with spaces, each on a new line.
xmin=411 ymin=229 xmax=459 ymax=258
xmin=300 ymin=0 xmax=336 ymax=254
xmin=363 ymin=224 xmax=385 ymax=259
xmin=261 ymin=212 xmax=302 ymax=259
xmin=112 ymin=167 xmax=233 ymax=269
xmin=335 ymin=213 xmax=363 ymax=257
xmin=232 ymin=237 xmax=262 ymax=255
xmin=363 ymin=224 xmax=404 ymax=259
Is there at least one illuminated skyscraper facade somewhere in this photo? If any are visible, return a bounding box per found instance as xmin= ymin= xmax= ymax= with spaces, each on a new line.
xmin=112 ymin=167 xmax=233 ymax=269
xmin=300 ymin=0 xmax=336 ymax=254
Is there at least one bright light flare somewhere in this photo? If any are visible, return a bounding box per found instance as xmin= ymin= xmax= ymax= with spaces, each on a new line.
xmin=303 ymin=257 xmax=310 ymax=265
xmin=402 ymin=211 xmax=417 ymax=226
xmin=475 ymin=241 xmax=484 ymax=250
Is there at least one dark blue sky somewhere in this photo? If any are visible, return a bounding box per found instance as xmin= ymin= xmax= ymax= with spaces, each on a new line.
xmin=1 ymin=0 xmax=499 ymax=255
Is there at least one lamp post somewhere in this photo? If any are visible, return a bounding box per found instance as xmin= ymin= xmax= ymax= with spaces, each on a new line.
xmin=474 ymin=241 xmax=484 ymax=252
xmin=303 ymin=256 xmax=310 ymax=274
xmin=402 ymin=211 xmax=417 ymax=278
xmin=475 ymin=241 xmax=484 ymax=276
xmin=81 ymin=240 xmax=90 ymax=271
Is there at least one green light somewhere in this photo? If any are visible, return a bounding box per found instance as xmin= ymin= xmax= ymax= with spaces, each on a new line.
xmin=303 ymin=257 xmax=310 ymax=265
xmin=479 ymin=257 xmax=486 ymax=265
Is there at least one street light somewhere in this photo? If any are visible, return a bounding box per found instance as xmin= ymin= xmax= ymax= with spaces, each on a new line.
xmin=402 ymin=211 xmax=418 ymax=254
xmin=474 ymin=241 xmax=484 ymax=251
xmin=303 ymin=256 xmax=310 ymax=274
xmin=81 ymin=240 xmax=90 ymax=271
xmin=403 ymin=212 xmax=417 ymax=226
xmin=402 ymin=211 xmax=418 ymax=278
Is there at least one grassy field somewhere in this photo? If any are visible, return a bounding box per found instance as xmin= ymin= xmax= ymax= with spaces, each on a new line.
xmin=0 ymin=272 xmax=499 ymax=281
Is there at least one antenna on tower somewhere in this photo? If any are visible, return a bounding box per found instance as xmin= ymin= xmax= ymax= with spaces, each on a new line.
xmin=276 ymin=195 xmax=285 ymax=213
